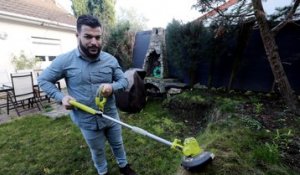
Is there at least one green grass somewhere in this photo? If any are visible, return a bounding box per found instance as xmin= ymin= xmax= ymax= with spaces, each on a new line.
xmin=0 ymin=90 xmax=299 ymax=175
xmin=0 ymin=115 xmax=96 ymax=175
xmin=0 ymin=100 xmax=186 ymax=175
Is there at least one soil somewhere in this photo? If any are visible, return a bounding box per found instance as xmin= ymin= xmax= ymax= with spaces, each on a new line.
xmin=163 ymin=91 xmax=300 ymax=173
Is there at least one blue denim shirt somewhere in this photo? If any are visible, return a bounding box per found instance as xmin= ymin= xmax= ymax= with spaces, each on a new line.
xmin=38 ymin=49 xmax=128 ymax=130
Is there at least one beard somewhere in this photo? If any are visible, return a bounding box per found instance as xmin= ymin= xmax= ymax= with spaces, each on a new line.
xmin=79 ymin=40 xmax=101 ymax=59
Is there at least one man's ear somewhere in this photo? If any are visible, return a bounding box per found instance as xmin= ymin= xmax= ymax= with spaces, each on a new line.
xmin=76 ymin=32 xmax=79 ymax=37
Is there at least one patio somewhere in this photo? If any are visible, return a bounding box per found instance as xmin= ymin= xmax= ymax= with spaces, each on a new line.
xmin=0 ymin=70 xmax=65 ymax=123
xmin=0 ymin=90 xmax=69 ymax=125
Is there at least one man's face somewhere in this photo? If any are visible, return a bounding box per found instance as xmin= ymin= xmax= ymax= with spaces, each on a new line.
xmin=77 ymin=25 xmax=102 ymax=59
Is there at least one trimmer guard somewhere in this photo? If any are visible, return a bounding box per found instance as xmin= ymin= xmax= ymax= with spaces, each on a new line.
xmin=181 ymin=151 xmax=215 ymax=171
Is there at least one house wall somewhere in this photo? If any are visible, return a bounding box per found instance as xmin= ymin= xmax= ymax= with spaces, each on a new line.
xmin=0 ymin=18 xmax=77 ymax=86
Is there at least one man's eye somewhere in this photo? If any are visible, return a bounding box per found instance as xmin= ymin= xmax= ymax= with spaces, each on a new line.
xmin=85 ymin=35 xmax=93 ymax=39
xmin=84 ymin=35 xmax=101 ymax=40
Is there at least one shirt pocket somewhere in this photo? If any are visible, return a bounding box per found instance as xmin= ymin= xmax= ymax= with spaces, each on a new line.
xmin=67 ymin=69 xmax=82 ymax=85
xmin=90 ymin=67 xmax=112 ymax=84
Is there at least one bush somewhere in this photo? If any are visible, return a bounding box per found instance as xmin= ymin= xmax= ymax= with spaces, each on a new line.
xmin=11 ymin=50 xmax=38 ymax=70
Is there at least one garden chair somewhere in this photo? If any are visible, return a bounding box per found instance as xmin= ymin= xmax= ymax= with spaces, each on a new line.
xmin=7 ymin=72 xmax=41 ymax=116
xmin=33 ymin=70 xmax=51 ymax=105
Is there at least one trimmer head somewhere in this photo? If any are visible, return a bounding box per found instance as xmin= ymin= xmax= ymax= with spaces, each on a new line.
xmin=181 ymin=151 xmax=215 ymax=171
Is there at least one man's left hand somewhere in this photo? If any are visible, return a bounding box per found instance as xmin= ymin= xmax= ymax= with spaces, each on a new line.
xmin=101 ymin=84 xmax=113 ymax=97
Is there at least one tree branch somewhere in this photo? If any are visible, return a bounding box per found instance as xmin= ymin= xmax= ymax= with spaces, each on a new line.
xmin=207 ymin=0 xmax=254 ymax=22
xmin=272 ymin=0 xmax=300 ymax=35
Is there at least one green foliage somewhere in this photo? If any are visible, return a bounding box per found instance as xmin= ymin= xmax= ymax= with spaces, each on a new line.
xmin=268 ymin=5 xmax=300 ymax=22
xmin=166 ymin=20 xmax=213 ymax=84
xmin=165 ymin=20 xmax=184 ymax=78
xmin=197 ymin=115 xmax=293 ymax=175
xmin=104 ymin=21 xmax=134 ymax=70
xmin=71 ymin=0 xmax=116 ymax=41
xmin=71 ymin=0 xmax=88 ymax=17
xmin=72 ymin=0 xmax=140 ymax=70
xmin=163 ymin=90 xmax=212 ymax=111
xmin=165 ymin=19 xmax=236 ymax=87
xmin=87 ymin=0 xmax=116 ymax=29
xmin=240 ymin=115 xmax=262 ymax=130
xmin=192 ymin=0 xmax=253 ymax=25
xmin=11 ymin=50 xmax=38 ymax=70
xmin=215 ymin=97 xmax=240 ymax=113
xmin=254 ymin=102 xmax=264 ymax=114
xmin=273 ymin=129 xmax=294 ymax=148
xmin=252 ymin=142 xmax=279 ymax=164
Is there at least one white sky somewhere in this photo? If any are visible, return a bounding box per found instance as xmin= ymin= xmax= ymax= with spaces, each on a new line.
xmin=58 ymin=0 xmax=294 ymax=29
xmin=57 ymin=0 xmax=200 ymax=29
xmin=115 ymin=0 xmax=200 ymax=29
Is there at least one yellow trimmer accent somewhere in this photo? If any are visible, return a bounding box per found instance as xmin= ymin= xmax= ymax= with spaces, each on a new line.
xmin=171 ymin=137 xmax=202 ymax=157
xmin=182 ymin=137 xmax=203 ymax=157
xmin=69 ymin=100 xmax=97 ymax=115
xmin=171 ymin=138 xmax=184 ymax=151
xmin=95 ymin=85 xmax=107 ymax=111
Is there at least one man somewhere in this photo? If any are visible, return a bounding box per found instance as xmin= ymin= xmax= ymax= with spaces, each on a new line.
xmin=38 ymin=15 xmax=136 ymax=175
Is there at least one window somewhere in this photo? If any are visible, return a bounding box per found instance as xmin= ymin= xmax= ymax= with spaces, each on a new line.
xmin=31 ymin=36 xmax=61 ymax=57
xmin=49 ymin=56 xmax=56 ymax=61
xmin=31 ymin=36 xmax=60 ymax=45
xmin=35 ymin=56 xmax=56 ymax=62
xmin=36 ymin=56 xmax=46 ymax=61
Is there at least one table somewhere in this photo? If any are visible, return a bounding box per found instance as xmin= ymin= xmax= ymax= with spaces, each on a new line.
xmin=0 ymin=85 xmax=13 ymax=111
xmin=0 ymin=85 xmax=12 ymax=92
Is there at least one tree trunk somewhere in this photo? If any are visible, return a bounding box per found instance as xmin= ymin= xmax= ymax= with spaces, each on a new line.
xmin=252 ymin=0 xmax=298 ymax=111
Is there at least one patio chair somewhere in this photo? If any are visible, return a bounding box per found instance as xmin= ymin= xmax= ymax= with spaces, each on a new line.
xmin=33 ymin=71 xmax=51 ymax=105
xmin=7 ymin=72 xmax=41 ymax=116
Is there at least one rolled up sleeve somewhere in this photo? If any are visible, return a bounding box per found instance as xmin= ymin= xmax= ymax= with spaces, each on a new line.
xmin=37 ymin=57 xmax=65 ymax=102
xmin=112 ymin=60 xmax=128 ymax=92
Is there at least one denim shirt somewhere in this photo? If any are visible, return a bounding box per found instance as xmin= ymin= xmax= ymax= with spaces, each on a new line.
xmin=38 ymin=49 xmax=128 ymax=130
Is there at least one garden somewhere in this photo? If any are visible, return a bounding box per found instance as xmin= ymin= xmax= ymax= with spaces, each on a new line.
xmin=0 ymin=88 xmax=299 ymax=174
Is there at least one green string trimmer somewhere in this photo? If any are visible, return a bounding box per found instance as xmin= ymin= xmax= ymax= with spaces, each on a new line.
xmin=69 ymin=86 xmax=214 ymax=171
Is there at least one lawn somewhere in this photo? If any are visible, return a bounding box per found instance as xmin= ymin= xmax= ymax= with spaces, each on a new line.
xmin=0 ymin=100 xmax=184 ymax=175
xmin=0 ymin=89 xmax=299 ymax=175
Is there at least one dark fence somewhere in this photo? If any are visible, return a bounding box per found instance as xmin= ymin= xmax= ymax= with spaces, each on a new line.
xmin=132 ymin=22 xmax=300 ymax=94
xmin=132 ymin=30 xmax=151 ymax=68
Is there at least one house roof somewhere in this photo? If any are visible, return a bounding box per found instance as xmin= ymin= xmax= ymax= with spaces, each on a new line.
xmin=0 ymin=0 xmax=76 ymax=26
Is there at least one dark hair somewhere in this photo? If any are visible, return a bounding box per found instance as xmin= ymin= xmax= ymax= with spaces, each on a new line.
xmin=76 ymin=15 xmax=101 ymax=32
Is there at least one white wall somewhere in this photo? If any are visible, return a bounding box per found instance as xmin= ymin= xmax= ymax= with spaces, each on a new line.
xmin=0 ymin=18 xmax=76 ymax=74
xmin=0 ymin=18 xmax=77 ymax=87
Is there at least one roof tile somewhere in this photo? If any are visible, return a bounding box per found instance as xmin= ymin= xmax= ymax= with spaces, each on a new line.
xmin=0 ymin=0 xmax=76 ymax=26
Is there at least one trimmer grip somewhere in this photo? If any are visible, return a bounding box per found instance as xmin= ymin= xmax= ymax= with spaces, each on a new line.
xmin=69 ymin=100 xmax=97 ymax=115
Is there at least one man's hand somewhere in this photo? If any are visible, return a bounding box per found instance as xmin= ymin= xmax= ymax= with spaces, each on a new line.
xmin=101 ymin=84 xmax=113 ymax=97
xmin=62 ymin=95 xmax=76 ymax=110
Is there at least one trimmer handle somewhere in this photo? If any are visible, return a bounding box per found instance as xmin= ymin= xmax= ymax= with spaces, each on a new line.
xmin=69 ymin=100 xmax=98 ymax=115
xmin=95 ymin=85 xmax=107 ymax=111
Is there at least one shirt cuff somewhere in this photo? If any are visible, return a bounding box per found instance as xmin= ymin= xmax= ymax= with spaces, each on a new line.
xmin=55 ymin=92 xmax=65 ymax=102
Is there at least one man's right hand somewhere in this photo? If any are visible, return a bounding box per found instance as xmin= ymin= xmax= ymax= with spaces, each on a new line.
xmin=62 ymin=95 xmax=76 ymax=110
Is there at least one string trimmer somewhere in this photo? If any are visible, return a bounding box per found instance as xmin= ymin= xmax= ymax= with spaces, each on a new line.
xmin=69 ymin=87 xmax=214 ymax=171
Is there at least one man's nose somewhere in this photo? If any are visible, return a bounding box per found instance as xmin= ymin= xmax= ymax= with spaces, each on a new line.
xmin=90 ymin=37 xmax=98 ymax=44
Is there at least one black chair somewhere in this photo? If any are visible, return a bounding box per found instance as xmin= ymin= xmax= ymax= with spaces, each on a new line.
xmin=7 ymin=72 xmax=41 ymax=116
